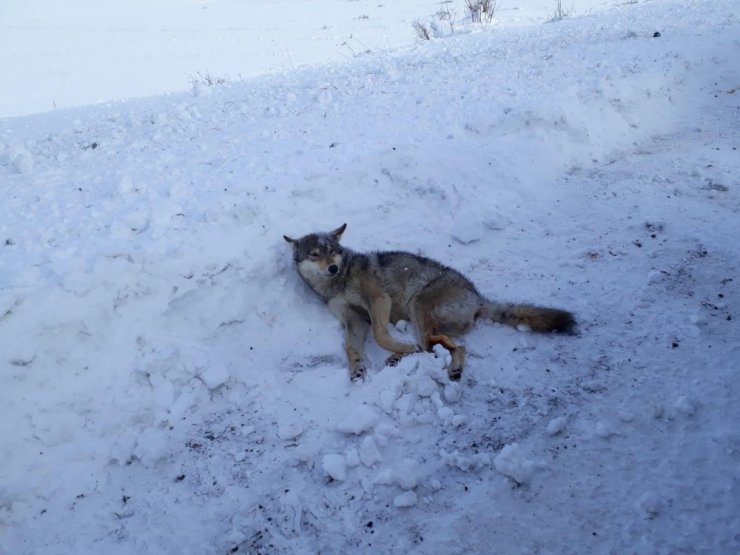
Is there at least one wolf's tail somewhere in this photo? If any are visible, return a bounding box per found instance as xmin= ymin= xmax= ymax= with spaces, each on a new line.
xmin=481 ymin=300 xmax=575 ymax=333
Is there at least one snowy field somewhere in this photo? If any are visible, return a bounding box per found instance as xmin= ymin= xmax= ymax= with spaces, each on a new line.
xmin=1 ymin=0 xmax=615 ymax=118
xmin=2 ymin=0 xmax=740 ymax=554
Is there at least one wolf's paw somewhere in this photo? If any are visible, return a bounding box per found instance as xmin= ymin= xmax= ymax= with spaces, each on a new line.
xmin=350 ymin=367 xmax=367 ymax=382
xmin=385 ymin=353 xmax=404 ymax=367
xmin=448 ymin=367 xmax=463 ymax=381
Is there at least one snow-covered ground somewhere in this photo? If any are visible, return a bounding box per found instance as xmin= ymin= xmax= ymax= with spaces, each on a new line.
xmin=2 ymin=0 xmax=740 ymax=553
xmin=2 ymin=0 xmax=614 ymax=118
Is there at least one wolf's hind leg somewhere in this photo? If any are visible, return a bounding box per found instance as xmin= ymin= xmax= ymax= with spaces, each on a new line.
xmin=410 ymin=288 xmax=476 ymax=380
xmin=385 ymin=352 xmax=410 ymax=367
xmin=368 ymin=294 xmax=418 ymax=355
xmin=427 ymin=334 xmax=466 ymax=381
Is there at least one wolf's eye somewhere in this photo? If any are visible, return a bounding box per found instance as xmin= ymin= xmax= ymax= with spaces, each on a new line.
xmin=309 ymin=249 xmax=320 ymax=257
xmin=328 ymin=248 xmax=335 ymax=256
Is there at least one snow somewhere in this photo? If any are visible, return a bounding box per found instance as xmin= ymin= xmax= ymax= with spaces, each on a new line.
xmin=673 ymin=395 xmax=698 ymax=417
xmin=546 ymin=416 xmax=568 ymax=436
xmin=359 ymin=435 xmax=383 ymax=468
xmin=594 ymin=420 xmax=618 ymax=439
xmin=2 ymin=0 xmax=740 ymax=553
xmin=637 ymin=491 xmax=663 ymax=517
xmin=336 ymin=404 xmax=380 ymax=435
xmin=277 ymin=419 xmax=304 ymax=441
xmin=494 ymin=443 xmax=537 ymax=485
xmin=0 ymin=0 xmax=620 ymax=119
xmin=322 ymin=454 xmax=348 ymax=482
xmin=6 ymin=146 xmax=34 ymax=174
xmin=133 ymin=428 xmax=170 ymax=468
xmin=395 ymin=459 xmax=422 ymax=491
xmin=393 ymin=491 xmax=419 ymax=508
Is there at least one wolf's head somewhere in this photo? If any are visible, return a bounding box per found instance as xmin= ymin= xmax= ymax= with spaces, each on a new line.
xmin=283 ymin=223 xmax=348 ymax=279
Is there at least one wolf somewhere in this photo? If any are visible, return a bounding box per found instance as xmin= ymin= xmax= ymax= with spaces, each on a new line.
xmin=284 ymin=224 xmax=574 ymax=381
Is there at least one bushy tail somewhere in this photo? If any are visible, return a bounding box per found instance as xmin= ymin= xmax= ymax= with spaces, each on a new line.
xmin=481 ymin=301 xmax=575 ymax=333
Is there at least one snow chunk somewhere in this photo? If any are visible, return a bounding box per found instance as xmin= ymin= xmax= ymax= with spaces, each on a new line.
xmin=647 ymin=270 xmax=664 ymax=284
xmin=393 ymin=491 xmax=418 ymax=508
xmin=414 ymin=376 xmax=437 ymax=398
xmin=547 ymin=416 xmax=567 ymax=436
xmin=394 ymin=354 xmax=420 ymax=373
xmin=442 ymin=450 xmax=491 ymax=472
xmin=322 ymin=454 xmax=347 ymax=482
xmin=278 ymin=420 xmax=304 ymax=441
xmin=432 ymin=343 xmax=451 ymax=363
xmin=494 ymin=443 xmax=536 ymax=485
xmin=345 ymin=448 xmax=360 ymax=468
xmin=594 ymin=421 xmax=617 ymax=439
xmin=430 ymin=391 xmax=444 ymax=410
xmin=199 ymin=364 xmax=230 ymax=390
xmin=359 ymin=435 xmax=382 ymax=467
xmin=374 ymin=424 xmax=396 ymax=445
xmin=337 ymin=405 xmax=379 ymax=435
xmin=374 ymin=469 xmax=395 ymax=485
xmin=437 ymin=406 xmax=454 ymax=423
xmin=451 ymin=414 xmax=466 ymax=427
xmin=134 ymin=428 xmax=169 ymax=467
xmin=375 ymin=460 xmax=427 ymax=493
xmin=443 ymin=382 xmax=462 ymax=403
xmin=396 ymin=459 xmax=420 ymax=490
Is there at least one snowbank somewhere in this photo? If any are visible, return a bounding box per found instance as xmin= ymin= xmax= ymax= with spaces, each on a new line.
xmin=1 ymin=1 xmax=739 ymax=553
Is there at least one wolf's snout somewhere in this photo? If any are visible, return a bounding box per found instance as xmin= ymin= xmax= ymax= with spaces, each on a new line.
xmin=328 ymin=264 xmax=339 ymax=275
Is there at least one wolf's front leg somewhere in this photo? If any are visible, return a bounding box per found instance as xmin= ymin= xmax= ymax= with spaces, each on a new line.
xmin=344 ymin=314 xmax=370 ymax=381
xmin=329 ymin=299 xmax=370 ymax=381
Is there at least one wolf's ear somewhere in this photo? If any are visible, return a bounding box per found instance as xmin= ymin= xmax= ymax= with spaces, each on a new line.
xmin=330 ymin=223 xmax=347 ymax=241
xmin=283 ymin=235 xmax=297 ymax=248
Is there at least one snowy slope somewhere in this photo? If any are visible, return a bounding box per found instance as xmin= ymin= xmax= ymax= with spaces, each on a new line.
xmin=2 ymin=1 xmax=740 ymax=554
xmin=0 ymin=0 xmax=613 ymax=118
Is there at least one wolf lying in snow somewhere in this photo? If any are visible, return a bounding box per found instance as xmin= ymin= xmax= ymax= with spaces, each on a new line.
xmin=284 ymin=224 xmax=574 ymax=381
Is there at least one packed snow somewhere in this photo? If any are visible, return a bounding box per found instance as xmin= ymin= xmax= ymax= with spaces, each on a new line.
xmin=1 ymin=0 xmax=739 ymax=554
